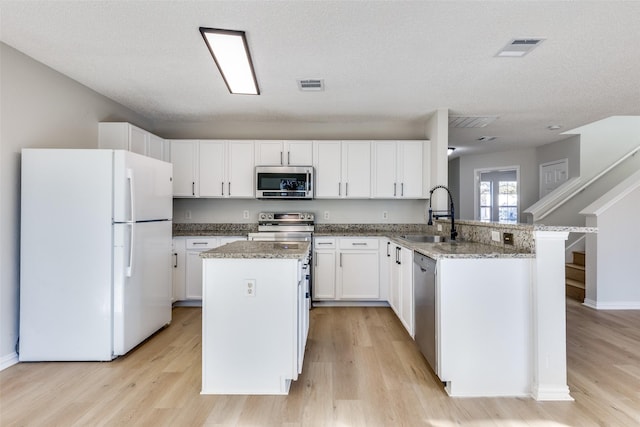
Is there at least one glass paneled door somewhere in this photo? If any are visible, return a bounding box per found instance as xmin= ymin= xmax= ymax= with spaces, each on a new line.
xmin=476 ymin=168 xmax=519 ymax=223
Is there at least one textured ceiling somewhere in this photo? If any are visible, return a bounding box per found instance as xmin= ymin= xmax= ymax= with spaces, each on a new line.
xmin=1 ymin=1 xmax=640 ymax=156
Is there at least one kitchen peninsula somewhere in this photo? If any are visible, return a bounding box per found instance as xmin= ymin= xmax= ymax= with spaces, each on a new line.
xmin=181 ymin=220 xmax=595 ymax=400
xmin=199 ymin=240 xmax=311 ymax=395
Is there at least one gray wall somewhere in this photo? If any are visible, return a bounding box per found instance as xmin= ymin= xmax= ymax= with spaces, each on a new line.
xmin=453 ymin=147 xmax=539 ymax=221
xmin=536 ymin=135 xmax=581 ymax=178
xmin=0 ymin=43 xmax=151 ymax=365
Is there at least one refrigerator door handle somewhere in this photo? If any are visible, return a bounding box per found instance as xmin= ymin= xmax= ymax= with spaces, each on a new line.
xmin=126 ymin=223 xmax=135 ymax=277
xmin=127 ymin=168 xmax=136 ymax=222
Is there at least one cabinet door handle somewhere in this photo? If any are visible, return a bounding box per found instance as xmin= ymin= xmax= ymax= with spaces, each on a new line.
xmin=401 ymin=183 xmax=404 ymax=197
xmin=287 ymin=151 xmax=291 ymax=165
xmin=221 ymin=182 xmax=224 ymax=196
xmin=387 ymin=241 xmax=390 ymax=257
xmin=228 ymin=182 xmax=231 ymax=196
xmin=173 ymin=253 xmax=178 ymax=268
xmin=317 ymin=242 xmax=332 ymax=245
xmin=339 ymin=253 xmax=343 ymax=267
xmin=192 ymin=182 xmax=195 ymax=196
xmin=315 ymin=256 xmax=318 ymax=267
xmin=280 ymin=151 xmax=283 ymax=165
xmin=338 ymin=182 xmax=341 ymax=196
xmin=351 ymin=242 xmax=367 ymax=246
xmin=346 ymin=182 xmax=349 ymax=197
xmin=395 ymin=247 xmax=401 ymax=264
xmin=393 ymin=183 xmax=397 ymax=197
xmin=193 ymin=242 xmax=209 ymax=246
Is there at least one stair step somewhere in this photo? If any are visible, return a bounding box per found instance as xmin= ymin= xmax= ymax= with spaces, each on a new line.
xmin=566 ymin=278 xmax=585 ymax=290
xmin=566 ymin=263 xmax=586 ymax=282
xmin=572 ymin=251 xmax=585 ymax=266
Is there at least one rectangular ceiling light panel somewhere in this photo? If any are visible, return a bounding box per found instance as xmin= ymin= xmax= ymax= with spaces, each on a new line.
xmin=200 ymin=27 xmax=260 ymax=95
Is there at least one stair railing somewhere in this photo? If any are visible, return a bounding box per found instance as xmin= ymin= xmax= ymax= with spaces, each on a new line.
xmin=525 ymin=145 xmax=640 ymax=223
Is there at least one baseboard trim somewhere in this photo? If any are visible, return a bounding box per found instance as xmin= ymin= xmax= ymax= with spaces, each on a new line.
xmin=1 ymin=352 xmax=19 ymax=371
xmin=583 ymin=299 xmax=640 ymax=310
xmin=312 ymin=300 xmax=390 ymax=308
xmin=531 ymin=384 xmax=574 ymax=401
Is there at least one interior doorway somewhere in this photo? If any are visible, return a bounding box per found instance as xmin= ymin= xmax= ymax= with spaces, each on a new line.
xmin=539 ymin=159 xmax=568 ymax=198
xmin=474 ymin=166 xmax=520 ymax=223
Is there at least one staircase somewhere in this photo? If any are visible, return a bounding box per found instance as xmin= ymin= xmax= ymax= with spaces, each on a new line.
xmin=566 ymin=251 xmax=585 ymax=301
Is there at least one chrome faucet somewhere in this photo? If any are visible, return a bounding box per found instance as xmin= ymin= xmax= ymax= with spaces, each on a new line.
xmin=427 ymin=185 xmax=458 ymax=240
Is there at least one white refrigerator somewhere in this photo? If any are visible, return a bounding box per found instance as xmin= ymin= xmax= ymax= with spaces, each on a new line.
xmin=20 ymin=149 xmax=173 ymax=361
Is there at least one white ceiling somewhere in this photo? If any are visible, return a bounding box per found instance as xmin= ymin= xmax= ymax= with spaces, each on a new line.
xmin=2 ymin=1 xmax=640 ymax=156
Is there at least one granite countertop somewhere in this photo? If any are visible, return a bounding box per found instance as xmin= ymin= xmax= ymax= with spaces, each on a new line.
xmin=200 ymin=240 xmax=311 ymax=260
xmin=389 ymin=236 xmax=534 ymax=259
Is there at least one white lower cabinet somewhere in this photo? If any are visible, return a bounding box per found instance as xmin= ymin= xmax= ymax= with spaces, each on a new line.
xmin=172 ymin=237 xmax=186 ymax=302
xmin=173 ymin=236 xmax=245 ymax=301
xmin=313 ymin=238 xmax=337 ymax=299
xmin=312 ymin=236 xmax=380 ymax=301
xmin=389 ymin=241 xmax=414 ymax=337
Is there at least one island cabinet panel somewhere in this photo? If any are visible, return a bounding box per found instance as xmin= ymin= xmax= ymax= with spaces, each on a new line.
xmin=202 ymin=258 xmax=302 ymax=395
xmin=437 ymin=257 xmax=532 ymax=397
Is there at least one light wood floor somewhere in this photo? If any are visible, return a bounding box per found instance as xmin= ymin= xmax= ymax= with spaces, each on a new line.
xmin=2 ymin=300 xmax=640 ymax=426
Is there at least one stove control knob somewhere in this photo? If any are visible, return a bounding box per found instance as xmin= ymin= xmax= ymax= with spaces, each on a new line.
xmin=259 ymin=213 xmax=266 ymax=220
xmin=267 ymin=213 xmax=274 ymax=220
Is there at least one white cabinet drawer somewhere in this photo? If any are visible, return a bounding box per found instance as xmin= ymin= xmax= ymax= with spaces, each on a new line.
xmin=186 ymin=238 xmax=218 ymax=250
xmin=314 ymin=238 xmax=336 ymax=249
xmin=339 ymin=238 xmax=379 ymax=250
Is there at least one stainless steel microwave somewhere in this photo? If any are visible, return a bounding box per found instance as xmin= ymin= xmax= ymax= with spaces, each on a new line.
xmin=255 ymin=166 xmax=314 ymax=199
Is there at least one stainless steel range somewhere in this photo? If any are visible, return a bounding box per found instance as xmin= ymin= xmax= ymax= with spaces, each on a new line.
xmin=248 ymin=212 xmax=315 ymax=242
xmin=248 ymin=212 xmax=315 ymax=306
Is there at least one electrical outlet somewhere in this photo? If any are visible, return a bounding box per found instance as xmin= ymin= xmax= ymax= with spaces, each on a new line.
xmin=503 ymin=232 xmax=514 ymax=245
xmin=382 ymin=211 xmax=388 ymax=220
xmin=243 ymin=210 xmax=249 ymax=219
xmin=185 ymin=210 xmax=192 ymax=220
xmin=437 ymin=224 xmax=443 ymax=232
xmin=491 ymin=231 xmax=500 ymax=242
xmin=244 ymin=279 xmax=256 ymax=297
xmin=323 ymin=211 xmax=330 ymax=220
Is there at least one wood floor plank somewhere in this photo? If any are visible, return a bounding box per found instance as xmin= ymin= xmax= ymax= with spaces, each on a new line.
xmin=3 ymin=302 xmax=640 ymax=426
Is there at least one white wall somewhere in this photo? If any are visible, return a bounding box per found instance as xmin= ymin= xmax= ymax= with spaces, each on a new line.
xmin=454 ymin=147 xmax=539 ymax=221
xmin=0 ymin=43 xmax=151 ymax=368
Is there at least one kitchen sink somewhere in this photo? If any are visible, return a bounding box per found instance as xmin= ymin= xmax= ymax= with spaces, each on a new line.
xmin=400 ymin=234 xmax=450 ymax=243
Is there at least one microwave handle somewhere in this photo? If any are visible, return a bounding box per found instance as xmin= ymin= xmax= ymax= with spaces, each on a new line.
xmin=306 ymin=170 xmax=310 ymax=192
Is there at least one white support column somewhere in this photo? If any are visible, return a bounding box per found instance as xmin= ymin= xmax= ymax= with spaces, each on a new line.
xmin=531 ymin=230 xmax=573 ymax=401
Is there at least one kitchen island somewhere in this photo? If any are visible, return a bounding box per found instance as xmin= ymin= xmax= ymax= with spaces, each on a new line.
xmin=199 ymin=240 xmax=311 ymax=395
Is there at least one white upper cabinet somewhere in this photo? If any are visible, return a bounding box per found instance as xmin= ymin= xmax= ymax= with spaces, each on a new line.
xmin=372 ymin=140 xmax=426 ymax=198
xmin=313 ymin=140 xmax=371 ymax=198
xmin=171 ymin=140 xmax=254 ymax=198
xmin=226 ymin=140 xmax=255 ymax=198
xmin=255 ymin=140 xmax=313 ymax=166
xmin=99 ymin=122 xmax=167 ymax=161
xmin=198 ymin=140 xmax=226 ymax=197
xmin=171 ymin=140 xmax=198 ymax=197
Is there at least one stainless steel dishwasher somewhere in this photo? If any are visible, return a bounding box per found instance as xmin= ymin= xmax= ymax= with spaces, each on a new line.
xmin=414 ymin=252 xmax=437 ymax=373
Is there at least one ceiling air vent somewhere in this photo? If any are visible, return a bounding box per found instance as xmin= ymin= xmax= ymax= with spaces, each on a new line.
xmin=297 ymin=79 xmax=324 ymax=91
xmin=496 ymin=38 xmax=545 ymax=57
xmin=449 ymin=116 xmax=499 ymax=128
xmin=477 ymin=136 xmax=498 ymax=142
